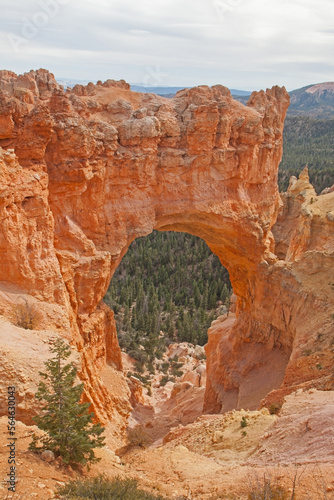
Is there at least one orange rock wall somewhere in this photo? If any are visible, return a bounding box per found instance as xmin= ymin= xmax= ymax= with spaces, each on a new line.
xmin=0 ymin=69 xmax=332 ymax=424
xmin=204 ymin=171 xmax=334 ymax=413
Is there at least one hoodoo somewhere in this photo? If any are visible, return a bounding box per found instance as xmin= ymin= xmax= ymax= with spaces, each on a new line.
xmin=0 ymin=69 xmax=333 ymax=432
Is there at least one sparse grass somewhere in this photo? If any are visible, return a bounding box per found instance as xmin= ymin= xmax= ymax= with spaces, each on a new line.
xmin=56 ymin=475 xmax=169 ymax=499
xmin=246 ymin=467 xmax=309 ymax=500
xmin=127 ymin=425 xmax=153 ymax=448
xmin=247 ymin=474 xmax=291 ymax=500
xmin=10 ymin=298 xmax=42 ymax=330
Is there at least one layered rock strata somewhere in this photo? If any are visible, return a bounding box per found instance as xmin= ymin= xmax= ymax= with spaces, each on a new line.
xmin=0 ymin=68 xmax=332 ymax=428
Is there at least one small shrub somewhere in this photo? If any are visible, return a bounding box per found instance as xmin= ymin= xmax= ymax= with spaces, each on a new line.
xmin=247 ymin=474 xmax=290 ymax=500
xmin=10 ymin=298 xmax=41 ymax=330
xmin=161 ymin=362 xmax=170 ymax=373
xmin=133 ymin=372 xmax=150 ymax=385
xmin=127 ymin=425 xmax=153 ymax=448
xmin=155 ymin=350 xmax=164 ymax=360
xmin=160 ymin=375 xmax=170 ymax=387
xmin=241 ymin=416 xmax=248 ymax=428
xmin=171 ymin=360 xmax=183 ymax=369
xmin=147 ymin=361 xmax=155 ymax=374
xmin=128 ymin=349 xmax=147 ymax=364
xmin=57 ymin=475 xmax=168 ymax=499
xmin=135 ymin=361 xmax=145 ymax=374
xmin=316 ymin=363 xmax=323 ymax=370
xmin=269 ymin=402 xmax=282 ymax=415
xmin=171 ymin=367 xmax=183 ymax=377
xmin=242 ymin=430 xmax=247 ymax=437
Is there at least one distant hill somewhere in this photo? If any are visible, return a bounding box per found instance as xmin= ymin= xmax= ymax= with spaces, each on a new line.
xmin=233 ymin=82 xmax=334 ymax=120
xmin=287 ymin=82 xmax=334 ymax=119
xmin=131 ymin=85 xmax=252 ymax=98
xmin=130 ymin=85 xmax=186 ymax=96
xmin=232 ymin=95 xmax=249 ymax=104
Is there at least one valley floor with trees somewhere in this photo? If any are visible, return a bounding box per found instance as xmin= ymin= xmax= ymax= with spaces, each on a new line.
xmin=104 ymin=231 xmax=231 ymax=368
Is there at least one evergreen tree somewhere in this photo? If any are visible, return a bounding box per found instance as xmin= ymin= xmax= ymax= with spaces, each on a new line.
xmin=104 ymin=230 xmax=233 ymax=365
xmin=29 ymin=338 xmax=105 ymax=467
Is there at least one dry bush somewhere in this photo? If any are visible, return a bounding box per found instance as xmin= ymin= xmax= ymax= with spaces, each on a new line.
xmin=247 ymin=473 xmax=292 ymax=500
xmin=57 ymin=474 xmax=168 ymax=499
xmin=10 ymin=298 xmax=42 ymax=330
xmin=269 ymin=402 xmax=283 ymax=415
xmin=127 ymin=425 xmax=153 ymax=448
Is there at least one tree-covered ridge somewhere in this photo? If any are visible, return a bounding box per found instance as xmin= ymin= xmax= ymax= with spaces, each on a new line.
xmin=278 ymin=116 xmax=334 ymax=193
xmin=104 ymin=231 xmax=231 ymax=363
xmin=287 ymin=83 xmax=334 ymax=119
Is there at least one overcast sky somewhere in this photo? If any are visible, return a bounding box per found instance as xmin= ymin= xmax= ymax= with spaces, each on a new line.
xmin=0 ymin=0 xmax=333 ymax=91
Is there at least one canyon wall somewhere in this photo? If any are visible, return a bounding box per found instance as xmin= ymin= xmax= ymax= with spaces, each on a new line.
xmin=205 ymin=171 xmax=334 ymax=413
xmin=0 ymin=69 xmax=332 ymax=432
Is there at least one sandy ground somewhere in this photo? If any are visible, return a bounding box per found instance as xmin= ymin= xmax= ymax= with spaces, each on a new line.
xmin=1 ymin=389 xmax=334 ymax=499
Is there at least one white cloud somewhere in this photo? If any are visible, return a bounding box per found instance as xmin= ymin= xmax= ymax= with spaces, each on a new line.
xmin=0 ymin=0 xmax=333 ymax=89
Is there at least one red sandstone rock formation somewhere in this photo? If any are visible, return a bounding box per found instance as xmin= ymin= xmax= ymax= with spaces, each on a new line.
xmin=205 ymin=169 xmax=334 ymax=413
xmin=0 ymin=68 xmax=332 ymax=433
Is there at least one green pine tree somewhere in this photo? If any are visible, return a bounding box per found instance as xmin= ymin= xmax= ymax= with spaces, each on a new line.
xmin=29 ymin=338 xmax=105 ymax=467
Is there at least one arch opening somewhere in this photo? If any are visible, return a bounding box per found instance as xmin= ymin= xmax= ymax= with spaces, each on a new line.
xmin=105 ymin=230 xmax=232 ymax=364
xmin=104 ymin=229 xmax=234 ymax=435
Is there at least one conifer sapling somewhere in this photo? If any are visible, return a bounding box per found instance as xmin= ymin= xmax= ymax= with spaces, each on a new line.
xmin=29 ymin=338 xmax=105 ymax=466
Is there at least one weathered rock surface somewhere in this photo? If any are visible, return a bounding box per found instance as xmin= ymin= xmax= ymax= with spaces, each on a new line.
xmin=126 ymin=342 xmax=207 ymax=441
xmin=0 ymin=68 xmax=332 ymax=436
xmin=249 ymin=389 xmax=334 ymax=465
xmin=205 ymin=168 xmax=334 ymax=413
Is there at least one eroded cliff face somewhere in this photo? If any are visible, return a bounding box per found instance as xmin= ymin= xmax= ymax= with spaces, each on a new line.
xmin=204 ymin=169 xmax=334 ymax=413
xmin=0 ymin=68 xmax=332 ymax=432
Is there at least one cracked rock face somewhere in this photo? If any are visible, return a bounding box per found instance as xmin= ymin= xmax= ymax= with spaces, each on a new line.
xmin=0 ymin=69 xmax=333 ymax=429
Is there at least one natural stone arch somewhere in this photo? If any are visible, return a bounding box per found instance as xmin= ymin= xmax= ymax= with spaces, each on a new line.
xmin=43 ymin=75 xmax=290 ymax=416
xmin=4 ymin=70 xmax=332 ymax=426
